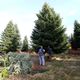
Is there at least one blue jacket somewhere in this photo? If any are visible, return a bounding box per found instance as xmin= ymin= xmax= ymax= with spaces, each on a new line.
xmin=38 ymin=48 xmax=45 ymax=56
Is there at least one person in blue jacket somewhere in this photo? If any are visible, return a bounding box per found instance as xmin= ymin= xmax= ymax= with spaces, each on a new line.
xmin=38 ymin=46 xmax=45 ymax=66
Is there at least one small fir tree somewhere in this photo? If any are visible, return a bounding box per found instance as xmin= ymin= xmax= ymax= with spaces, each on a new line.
xmin=21 ymin=36 xmax=28 ymax=52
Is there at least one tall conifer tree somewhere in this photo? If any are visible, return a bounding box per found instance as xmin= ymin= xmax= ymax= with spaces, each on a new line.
xmin=0 ymin=21 xmax=21 ymax=53
xmin=31 ymin=3 xmax=68 ymax=53
xmin=72 ymin=20 xmax=80 ymax=49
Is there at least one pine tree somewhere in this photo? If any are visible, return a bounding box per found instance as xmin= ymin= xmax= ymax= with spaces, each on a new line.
xmin=73 ymin=20 xmax=80 ymax=49
xmin=0 ymin=21 xmax=21 ymax=53
xmin=31 ymin=3 xmax=68 ymax=53
xmin=11 ymin=24 xmax=22 ymax=51
xmin=21 ymin=36 xmax=28 ymax=52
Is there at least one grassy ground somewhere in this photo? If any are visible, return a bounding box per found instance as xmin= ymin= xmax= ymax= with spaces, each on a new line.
xmin=6 ymin=54 xmax=80 ymax=80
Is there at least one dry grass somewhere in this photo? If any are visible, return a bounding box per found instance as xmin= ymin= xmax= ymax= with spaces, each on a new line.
xmin=7 ymin=54 xmax=80 ymax=80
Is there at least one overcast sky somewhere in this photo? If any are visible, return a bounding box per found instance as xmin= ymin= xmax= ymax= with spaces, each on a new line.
xmin=0 ymin=0 xmax=80 ymax=41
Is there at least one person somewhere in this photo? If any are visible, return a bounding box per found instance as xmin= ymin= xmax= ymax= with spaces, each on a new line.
xmin=38 ymin=46 xmax=45 ymax=66
xmin=47 ymin=46 xmax=53 ymax=60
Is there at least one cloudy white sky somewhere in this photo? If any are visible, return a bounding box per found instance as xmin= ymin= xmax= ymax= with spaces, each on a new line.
xmin=0 ymin=0 xmax=80 ymax=41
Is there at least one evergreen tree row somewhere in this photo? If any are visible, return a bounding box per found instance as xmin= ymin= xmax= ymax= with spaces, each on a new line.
xmin=0 ymin=3 xmax=80 ymax=54
xmin=70 ymin=20 xmax=80 ymax=49
xmin=0 ymin=21 xmax=28 ymax=53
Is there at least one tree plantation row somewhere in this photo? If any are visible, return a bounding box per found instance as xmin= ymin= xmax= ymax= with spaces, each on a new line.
xmin=0 ymin=3 xmax=80 ymax=53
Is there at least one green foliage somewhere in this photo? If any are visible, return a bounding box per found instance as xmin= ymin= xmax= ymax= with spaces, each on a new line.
xmin=31 ymin=3 xmax=68 ymax=53
xmin=8 ymin=52 xmax=18 ymax=63
xmin=0 ymin=55 xmax=10 ymax=67
xmin=0 ymin=21 xmax=21 ymax=53
xmin=20 ymin=60 xmax=32 ymax=74
xmin=72 ymin=20 xmax=80 ymax=49
xmin=69 ymin=34 xmax=75 ymax=49
xmin=13 ymin=63 xmax=21 ymax=75
xmin=8 ymin=52 xmax=32 ymax=74
xmin=0 ymin=56 xmax=4 ymax=66
xmin=70 ymin=20 xmax=80 ymax=49
xmin=1 ymin=68 xmax=9 ymax=78
xmin=11 ymin=24 xmax=22 ymax=51
xmin=21 ymin=36 xmax=28 ymax=51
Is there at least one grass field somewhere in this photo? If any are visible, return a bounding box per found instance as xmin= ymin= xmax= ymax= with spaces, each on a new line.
xmin=3 ymin=54 xmax=80 ymax=80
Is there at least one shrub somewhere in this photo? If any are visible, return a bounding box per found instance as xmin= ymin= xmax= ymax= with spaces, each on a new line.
xmin=1 ymin=68 xmax=9 ymax=78
xmin=8 ymin=52 xmax=32 ymax=74
xmin=0 ymin=60 xmax=4 ymax=66
xmin=0 ymin=55 xmax=10 ymax=67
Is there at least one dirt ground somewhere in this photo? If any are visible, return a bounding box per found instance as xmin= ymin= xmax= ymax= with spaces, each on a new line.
xmin=7 ymin=53 xmax=80 ymax=80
